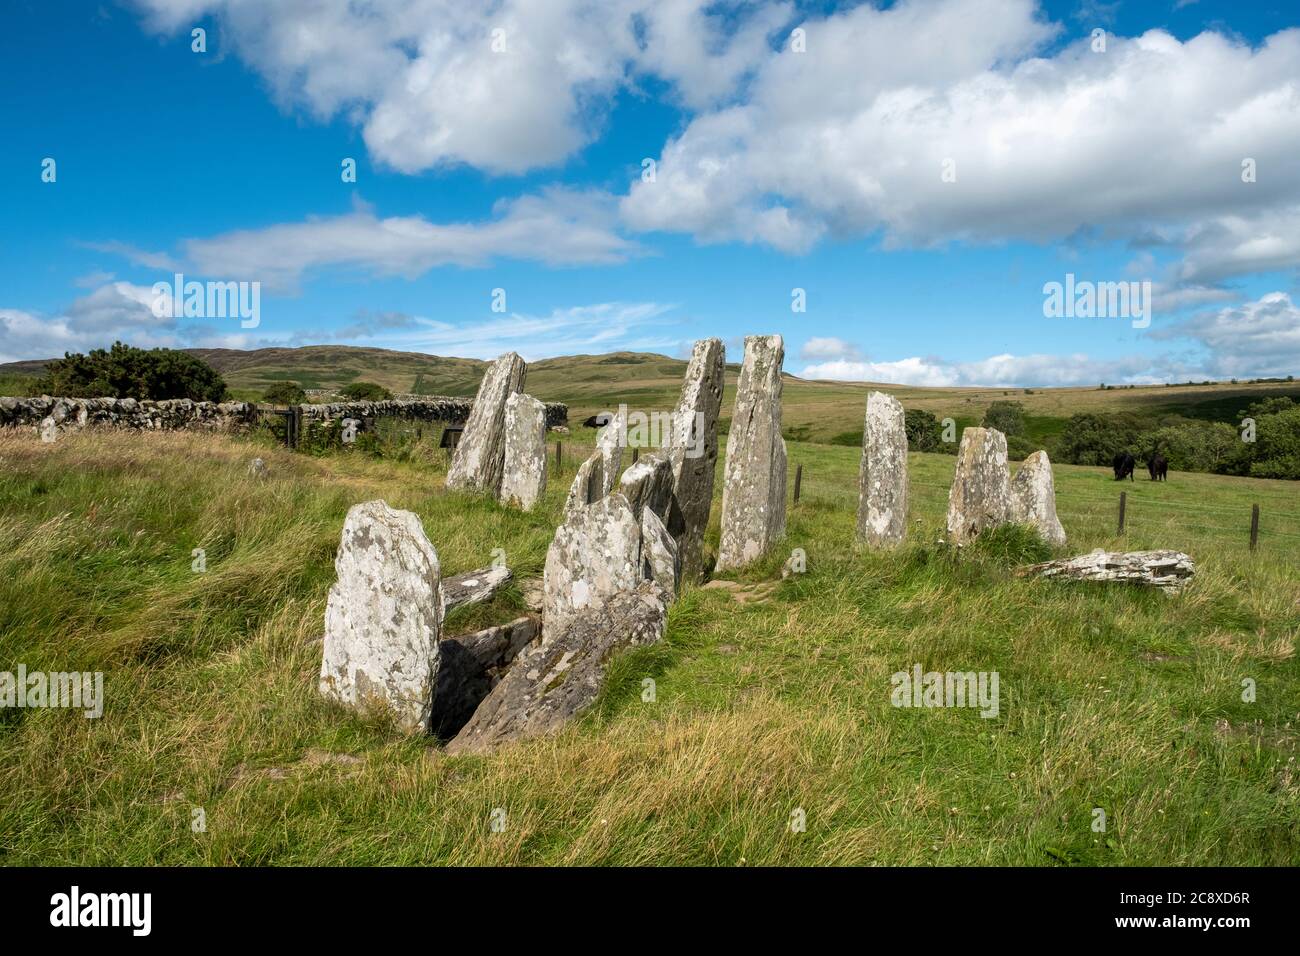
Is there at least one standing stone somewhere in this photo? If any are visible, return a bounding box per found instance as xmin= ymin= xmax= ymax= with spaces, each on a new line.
xmin=318 ymin=500 xmax=443 ymax=734
xmin=446 ymin=582 xmax=668 ymax=754
xmin=857 ymin=391 xmax=908 ymax=547
xmin=1010 ymin=450 xmax=1067 ymax=547
xmin=249 ymin=457 xmax=267 ymax=477
xmin=618 ymin=454 xmax=674 ymax=523
xmin=945 ymin=427 xmax=1012 ymax=545
xmin=666 ymin=338 xmax=725 ymax=581
xmin=446 ymin=351 xmax=526 ymax=495
xmin=564 ymin=407 xmax=626 ymax=513
xmin=543 ymin=493 xmax=643 ymax=635
xmin=717 ymin=335 xmax=787 ymax=571
xmin=499 ymin=392 xmax=547 ymax=511
xmin=39 ymin=416 xmax=57 ymax=443
xmin=640 ymin=508 xmax=680 ymax=601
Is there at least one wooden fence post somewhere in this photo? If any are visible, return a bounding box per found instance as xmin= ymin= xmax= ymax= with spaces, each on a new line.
xmin=1250 ymin=503 xmax=1260 ymax=552
xmin=632 ymin=447 xmax=639 ymax=464
xmin=556 ymin=441 xmax=563 ymax=473
xmin=1117 ymin=491 xmax=1126 ymax=534
xmin=793 ymin=463 xmax=803 ymax=504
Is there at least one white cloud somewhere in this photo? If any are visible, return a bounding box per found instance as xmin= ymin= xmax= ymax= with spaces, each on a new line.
xmin=1153 ymin=291 xmax=1300 ymax=379
xmin=800 ymin=351 xmax=1181 ymax=387
xmin=799 ymin=336 xmax=861 ymax=360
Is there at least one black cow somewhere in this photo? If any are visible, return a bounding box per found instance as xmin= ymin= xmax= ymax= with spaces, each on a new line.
xmin=1113 ymin=451 xmax=1135 ymax=481
xmin=1148 ymin=453 xmax=1168 ymax=481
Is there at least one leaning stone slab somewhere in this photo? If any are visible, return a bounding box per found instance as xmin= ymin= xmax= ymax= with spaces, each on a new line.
xmin=447 ymin=351 xmax=526 ymax=495
xmin=499 ymin=392 xmax=548 ymax=511
xmin=319 ymin=500 xmax=443 ymax=734
xmin=717 ymin=335 xmax=787 ymax=570
xmin=1017 ymin=549 xmax=1194 ymax=593
xmin=446 ymin=582 xmax=668 ymax=754
xmin=945 ymin=427 xmax=1011 ymax=545
xmin=543 ymin=493 xmax=643 ymax=634
xmin=640 ymin=508 xmax=680 ymax=601
xmin=857 ymin=391 xmax=908 ymax=547
xmin=666 ymin=337 xmax=725 ymax=581
xmin=618 ymin=454 xmax=674 ymax=523
xmin=442 ymin=565 xmax=512 ymax=615
xmin=1009 ymin=450 xmax=1067 ymax=547
xmin=430 ymin=616 xmax=540 ymax=739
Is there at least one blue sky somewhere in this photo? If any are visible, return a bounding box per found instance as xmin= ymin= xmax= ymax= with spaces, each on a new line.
xmin=2 ymin=0 xmax=1298 ymax=386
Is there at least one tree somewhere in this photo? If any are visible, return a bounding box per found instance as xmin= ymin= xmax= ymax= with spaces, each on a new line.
xmin=35 ymin=342 xmax=226 ymax=402
xmin=982 ymin=401 xmax=1026 ymax=437
xmin=903 ymin=408 xmax=941 ymax=451
xmin=339 ymin=381 xmax=392 ymax=401
xmin=1050 ymin=412 xmax=1145 ymax=466
xmin=261 ymin=381 xmax=307 ymax=405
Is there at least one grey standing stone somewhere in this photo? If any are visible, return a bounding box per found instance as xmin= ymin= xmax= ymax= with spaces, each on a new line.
xmin=446 ymin=351 xmax=526 ymax=495
xmin=618 ymin=454 xmax=674 ymax=523
xmin=446 ymin=582 xmax=668 ymax=754
xmin=857 ymin=391 xmax=908 ymax=547
xmin=499 ymin=392 xmax=548 ymax=511
xmin=945 ymin=427 xmax=1011 ymax=545
xmin=640 ymin=508 xmax=680 ymax=601
xmin=319 ymin=500 xmax=443 ymax=734
xmin=39 ymin=416 xmax=57 ymax=443
xmin=564 ymin=407 xmax=626 ymax=513
xmin=717 ymin=335 xmax=787 ymax=570
xmin=543 ymin=493 xmax=643 ymax=634
xmin=1009 ymin=450 xmax=1067 ymax=547
xmin=666 ymin=338 xmax=725 ymax=581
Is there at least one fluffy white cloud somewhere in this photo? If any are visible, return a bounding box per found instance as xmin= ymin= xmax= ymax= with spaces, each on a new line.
xmin=1153 ymin=291 xmax=1300 ymax=379
xmin=800 ymin=352 xmax=1180 ymax=388
xmin=130 ymin=0 xmax=785 ymax=174
xmin=799 ymin=336 xmax=861 ymax=360
xmin=180 ymin=190 xmax=641 ymax=291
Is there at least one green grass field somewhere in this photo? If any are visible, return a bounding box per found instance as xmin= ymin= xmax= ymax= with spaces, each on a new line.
xmin=1 ymin=422 xmax=1296 ymax=866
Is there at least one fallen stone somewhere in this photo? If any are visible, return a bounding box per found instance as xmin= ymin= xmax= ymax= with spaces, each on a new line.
xmin=430 ymin=616 xmax=541 ymax=738
xmin=499 ymin=392 xmax=548 ymax=511
xmin=717 ymin=335 xmax=787 ymax=570
xmin=442 ymin=564 xmax=512 ymax=614
xmin=1009 ymin=450 xmax=1067 ymax=547
xmin=666 ymin=337 xmax=725 ymax=581
xmin=446 ymin=582 xmax=668 ymax=754
xmin=1018 ymin=549 xmax=1194 ymax=593
xmin=945 ymin=427 xmax=1011 ymax=545
xmin=319 ymin=500 xmax=443 ymax=734
xmin=857 ymin=391 xmax=908 ymax=547
xmin=543 ymin=493 xmax=643 ymax=634
xmin=447 ymin=351 xmax=526 ymax=495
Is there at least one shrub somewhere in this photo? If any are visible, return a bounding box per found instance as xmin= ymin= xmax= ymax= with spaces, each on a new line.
xmin=982 ymin=401 xmax=1026 ymax=436
xmin=339 ymin=381 xmax=392 ymax=401
xmin=34 ymin=342 xmax=226 ymax=402
xmin=904 ymin=408 xmax=941 ymax=452
xmin=1050 ymin=412 xmax=1146 ymax=466
xmin=261 ymin=381 xmax=307 ymax=405
xmin=1005 ymin=434 xmax=1038 ymax=462
xmin=1145 ymin=421 xmax=1245 ymax=474
xmin=1249 ymin=406 xmax=1300 ymax=480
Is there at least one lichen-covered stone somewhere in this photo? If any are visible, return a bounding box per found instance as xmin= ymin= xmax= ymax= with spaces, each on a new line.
xmin=1009 ymin=450 xmax=1067 ymax=547
xmin=430 ymin=616 xmax=540 ymax=739
xmin=945 ymin=427 xmax=1011 ymax=545
xmin=499 ymin=392 xmax=547 ymax=511
xmin=542 ymin=493 xmax=643 ymax=635
xmin=446 ymin=582 xmax=668 ymax=754
xmin=446 ymin=352 xmax=526 ymax=495
xmin=564 ymin=407 xmax=626 ymax=513
xmin=319 ymin=500 xmax=443 ymax=734
xmin=640 ymin=508 xmax=680 ymax=601
xmin=857 ymin=391 xmax=908 ymax=547
xmin=1019 ymin=549 xmax=1193 ymax=593
xmin=717 ymin=335 xmax=787 ymax=570
xmin=666 ymin=337 xmax=725 ymax=581
xmin=617 ymin=454 xmax=674 ymax=523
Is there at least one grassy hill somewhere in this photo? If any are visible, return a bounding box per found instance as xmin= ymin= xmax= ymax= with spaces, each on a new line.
xmin=4 ymin=344 xmax=1297 ymax=445
xmin=0 ymin=426 xmax=1297 ymax=865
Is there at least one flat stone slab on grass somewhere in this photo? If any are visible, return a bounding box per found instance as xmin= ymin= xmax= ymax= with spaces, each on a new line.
xmin=1018 ymin=549 xmax=1194 ymax=593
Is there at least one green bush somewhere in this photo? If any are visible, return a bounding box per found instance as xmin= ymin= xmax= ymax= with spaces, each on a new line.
xmin=982 ymin=401 xmax=1026 ymax=437
xmin=1249 ymin=406 xmax=1300 ymax=479
xmin=260 ymin=381 xmax=307 ymax=405
xmin=1005 ymin=434 xmax=1038 ymax=462
xmin=1145 ymin=421 xmax=1246 ymax=474
xmin=904 ymin=408 xmax=941 ymax=451
xmin=339 ymin=381 xmax=392 ymax=401
xmin=34 ymin=342 xmax=226 ymax=402
xmin=1050 ymin=412 xmax=1145 ymax=466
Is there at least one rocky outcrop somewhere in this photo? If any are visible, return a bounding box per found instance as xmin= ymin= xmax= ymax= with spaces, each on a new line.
xmin=446 ymin=352 xmax=527 ymax=495
xmin=499 ymin=392 xmax=548 ymax=511
xmin=318 ymin=500 xmax=444 ymax=734
xmin=1009 ymin=450 xmax=1067 ymax=547
xmin=445 ymin=582 xmax=668 ymax=754
xmin=1018 ymin=549 xmax=1194 ymax=593
xmin=945 ymin=427 xmax=1012 ymax=545
xmin=717 ymin=335 xmax=787 ymax=570
xmin=666 ymin=338 xmax=725 ymax=581
xmin=857 ymin=391 xmax=908 ymax=547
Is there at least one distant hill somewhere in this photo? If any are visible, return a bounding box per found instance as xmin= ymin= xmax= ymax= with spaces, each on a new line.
xmin=3 ymin=344 xmax=1296 ymax=444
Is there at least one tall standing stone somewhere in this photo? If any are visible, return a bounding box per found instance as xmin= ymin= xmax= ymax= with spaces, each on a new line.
xmin=945 ymin=427 xmax=1012 ymax=545
xmin=499 ymin=392 xmax=547 ymax=511
xmin=319 ymin=500 xmax=443 ymax=734
xmin=666 ymin=338 xmax=725 ymax=582
xmin=717 ymin=335 xmax=787 ymax=571
xmin=1010 ymin=450 xmax=1067 ymax=547
xmin=542 ymin=493 xmax=644 ymax=636
xmin=857 ymin=391 xmax=908 ymax=547
xmin=447 ymin=351 xmax=526 ymax=495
